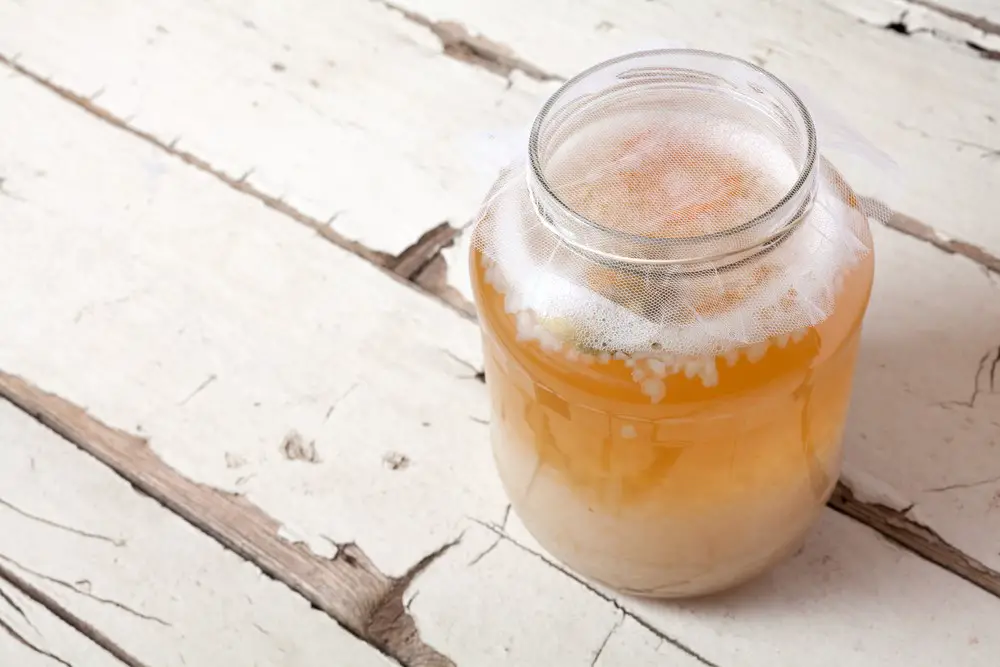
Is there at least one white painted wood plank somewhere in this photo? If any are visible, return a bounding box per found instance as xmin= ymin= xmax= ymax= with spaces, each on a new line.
xmin=844 ymin=224 xmax=1000 ymax=553
xmin=9 ymin=0 xmax=991 ymax=262
xmin=384 ymin=0 xmax=1000 ymax=259
xmin=407 ymin=525 xmax=710 ymax=667
xmin=0 ymin=0 xmax=555 ymax=255
xmin=0 ymin=67 xmax=506 ymax=579
xmin=2 ymin=42 xmax=1000 ymax=666
xmin=0 ymin=400 xmax=396 ymax=667
xmin=0 ymin=580 xmax=123 ymax=667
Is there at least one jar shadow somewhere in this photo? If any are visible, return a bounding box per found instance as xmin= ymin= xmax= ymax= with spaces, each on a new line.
xmin=620 ymin=510 xmax=950 ymax=638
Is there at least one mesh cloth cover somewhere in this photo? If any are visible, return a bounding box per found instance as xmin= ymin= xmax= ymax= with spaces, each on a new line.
xmin=471 ymin=51 xmax=889 ymax=359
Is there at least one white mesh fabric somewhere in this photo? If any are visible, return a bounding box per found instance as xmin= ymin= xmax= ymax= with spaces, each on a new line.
xmin=470 ymin=50 xmax=882 ymax=359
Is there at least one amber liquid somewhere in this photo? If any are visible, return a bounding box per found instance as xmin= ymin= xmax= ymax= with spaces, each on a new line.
xmin=471 ymin=248 xmax=874 ymax=597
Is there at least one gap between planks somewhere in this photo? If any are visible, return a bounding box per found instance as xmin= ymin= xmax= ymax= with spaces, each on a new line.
xmin=0 ymin=372 xmax=456 ymax=667
xmin=0 ymin=561 xmax=150 ymax=667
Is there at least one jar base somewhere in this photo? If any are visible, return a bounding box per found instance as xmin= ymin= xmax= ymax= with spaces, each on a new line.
xmin=511 ymin=499 xmax=814 ymax=600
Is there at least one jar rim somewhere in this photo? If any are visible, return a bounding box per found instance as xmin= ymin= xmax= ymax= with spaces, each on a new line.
xmin=527 ymin=48 xmax=819 ymax=267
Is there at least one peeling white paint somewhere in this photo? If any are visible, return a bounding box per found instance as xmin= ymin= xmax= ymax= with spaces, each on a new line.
xmin=0 ymin=402 xmax=393 ymax=666
xmin=841 ymin=463 xmax=913 ymax=511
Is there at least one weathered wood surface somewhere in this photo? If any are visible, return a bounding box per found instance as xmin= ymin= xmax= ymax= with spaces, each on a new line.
xmin=382 ymin=0 xmax=1000 ymax=257
xmin=5 ymin=0 xmax=993 ymax=260
xmin=0 ymin=579 xmax=124 ymax=666
xmin=0 ymin=0 xmax=554 ymax=257
xmin=0 ymin=400 xmax=397 ymax=666
xmin=1 ymin=0 xmax=999 ymax=664
xmin=2 ymin=37 xmax=1000 ymax=666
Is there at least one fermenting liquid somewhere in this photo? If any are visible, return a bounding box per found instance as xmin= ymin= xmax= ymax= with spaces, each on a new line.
xmin=472 ymin=246 xmax=871 ymax=596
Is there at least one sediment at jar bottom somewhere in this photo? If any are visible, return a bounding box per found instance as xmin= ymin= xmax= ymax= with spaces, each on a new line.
xmin=492 ymin=421 xmax=841 ymax=598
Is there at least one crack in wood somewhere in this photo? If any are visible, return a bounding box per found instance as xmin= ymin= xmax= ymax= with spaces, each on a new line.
xmin=829 ymin=482 xmax=1000 ymax=597
xmin=590 ymin=613 xmax=623 ymax=667
xmin=325 ymin=383 xmax=361 ymax=422
xmin=438 ymin=348 xmax=486 ymax=383
xmin=0 ymin=585 xmax=37 ymax=633
xmin=938 ymin=347 xmax=1000 ymax=409
xmin=0 ymin=554 xmax=172 ymax=627
xmin=924 ymin=474 xmax=1000 ymax=494
xmin=374 ymin=0 xmax=562 ymax=83
xmin=467 ymin=517 xmax=721 ymax=667
xmin=0 ymin=497 xmax=125 ymax=547
xmin=0 ymin=562 xmax=150 ymax=667
xmin=177 ymin=374 xmax=216 ymax=407
xmin=466 ymin=536 xmax=501 ymax=567
xmin=0 ymin=371 xmax=456 ymax=667
xmin=0 ymin=612 xmax=73 ymax=667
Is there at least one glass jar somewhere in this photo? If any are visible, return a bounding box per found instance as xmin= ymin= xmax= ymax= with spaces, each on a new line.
xmin=469 ymin=50 xmax=876 ymax=597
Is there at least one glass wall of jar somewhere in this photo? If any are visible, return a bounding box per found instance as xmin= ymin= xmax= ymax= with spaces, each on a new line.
xmin=469 ymin=50 xmax=876 ymax=598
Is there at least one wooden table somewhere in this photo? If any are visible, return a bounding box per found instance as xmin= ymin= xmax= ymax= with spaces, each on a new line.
xmin=1 ymin=1 xmax=998 ymax=665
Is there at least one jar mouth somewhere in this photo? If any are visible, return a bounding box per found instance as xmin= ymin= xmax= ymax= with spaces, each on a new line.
xmin=527 ymin=49 xmax=818 ymax=267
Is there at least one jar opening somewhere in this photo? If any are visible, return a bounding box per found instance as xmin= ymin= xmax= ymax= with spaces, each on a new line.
xmin=527 ymin=49 xmax=818 ymax=267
